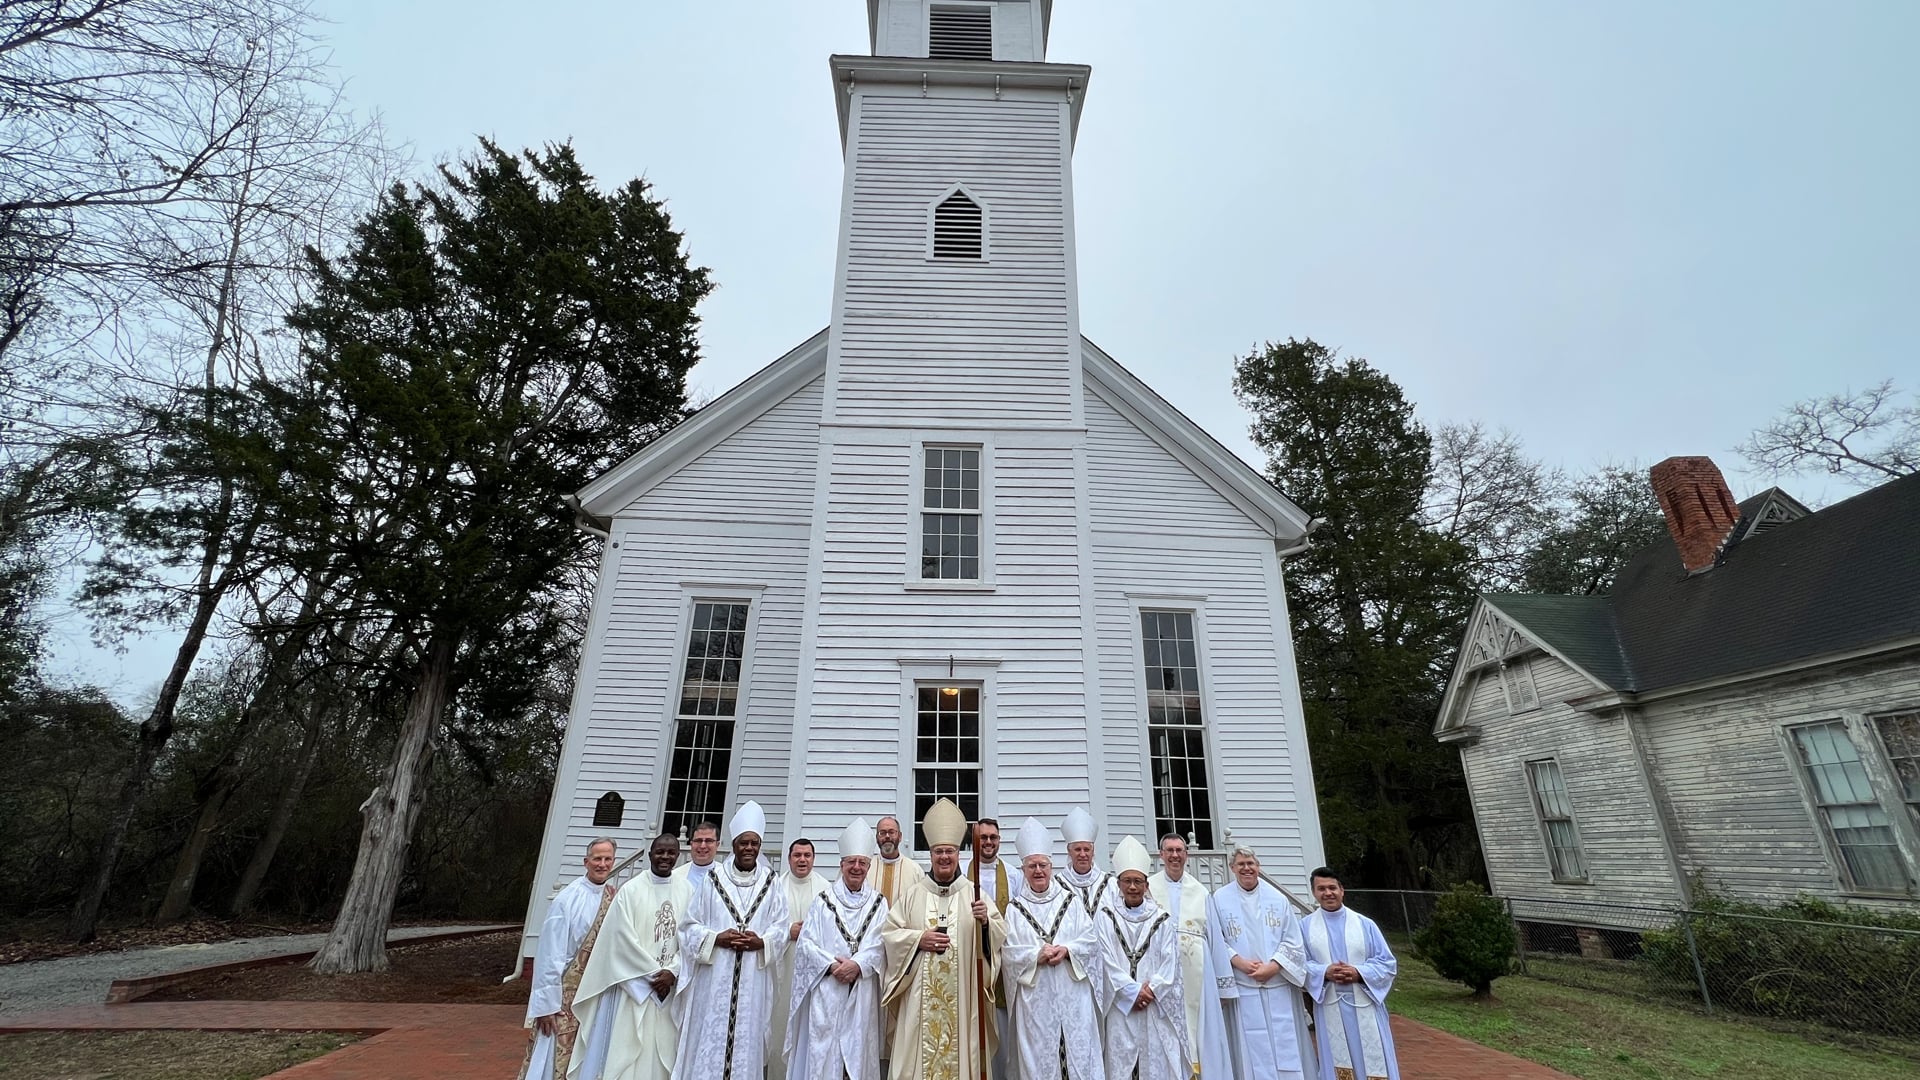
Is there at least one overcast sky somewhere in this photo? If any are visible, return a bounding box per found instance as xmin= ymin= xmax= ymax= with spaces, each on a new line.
xmin=46 ymin=0 xmax=1920 ymax=698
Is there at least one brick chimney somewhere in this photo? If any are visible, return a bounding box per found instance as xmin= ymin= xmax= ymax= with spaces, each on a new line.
xmin=1649 ymin=456 xmax=1741 ymax=574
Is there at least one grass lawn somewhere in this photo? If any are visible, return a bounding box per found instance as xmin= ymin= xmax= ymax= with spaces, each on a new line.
xmin=0 ymin=1030 xmax=356 ymax=1080
xmin=1393 ymin=959 xmax=1920 ymax=1080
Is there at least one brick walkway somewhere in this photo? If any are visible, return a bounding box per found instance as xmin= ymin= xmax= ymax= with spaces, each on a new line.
xmin=0 ymin=1001 xmax=1571 ymax=1079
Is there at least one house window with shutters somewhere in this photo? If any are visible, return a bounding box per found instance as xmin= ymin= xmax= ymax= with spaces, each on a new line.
xmin=1141 ymin=610 xmax=1216 ymax=850
xmin=1501 ymin=658 xmax=1540 ymax=714
xmin=1789 ymin=720 xmax=1909 ymax=893
xmin=1873 ymin=709 xmax=1920 ymax=829
xmin=660 ymin=601 xmax=752 ymax=840
xmin=928 ymin=4 xmax=993 ymax=60
xmin=930 ymin=187 xmax=985 ymax=260
xmin=912 ymin=684 xmax=982 ymax=851
xmin=919 ymin=445 xmax=982 ymax=581
xmin=1525 ymin=759 xmax=1588 ymax=883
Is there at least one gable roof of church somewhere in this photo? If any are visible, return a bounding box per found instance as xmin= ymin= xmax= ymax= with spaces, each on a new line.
xmin=1436 ymin=471 xmax=1920 ymax=735
xmin=574 ymin=330 xmax=1315 ymax=542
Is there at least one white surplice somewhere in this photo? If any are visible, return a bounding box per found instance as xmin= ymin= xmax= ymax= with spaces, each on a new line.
xmin=1094 ymin=896 xmax=1190 ymax=1080
xmin=771 ymin=870 xmax=834 ymax=1080
xmin=522 ymin=875 xmax=618 ymax=1080
xmin=1211 ymin=882 xmax=1311 ymax=1080
xmin=786 ymin=880 xmax=891 ymax=1080
xmin=673 ymin=860 xmax=791 ymax=1080
xmin=1002 ymin=882 xmax=1104 ymax=1080
xmin=1148 ymin=871 xmax=1237 ymax=1079
xmin=1301 ymin=907 xmax=1400 ymax=1080
xmin=569 ymin=871 xmax=692 ymax=1080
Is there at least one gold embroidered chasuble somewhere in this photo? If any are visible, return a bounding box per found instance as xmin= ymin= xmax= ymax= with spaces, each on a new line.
xmin=879 ymin=873 xmax=1008 ymax=1080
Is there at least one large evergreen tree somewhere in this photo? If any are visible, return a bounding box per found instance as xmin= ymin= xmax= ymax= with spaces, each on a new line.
xmin=1233 ymin=339 xmax=1479 ymax=887
xmin=261 ymin=140 xmax=711 ymax=972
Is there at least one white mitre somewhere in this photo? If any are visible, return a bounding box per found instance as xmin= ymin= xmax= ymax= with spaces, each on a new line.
xmin=1016 ymin=817 xmax=1053 ymax=862
xmin=727 ymin=799 xmax=767 ymax=841
xmin=924 ymin=797 xmax=969 ymax=849
xmin=1062 ymin=805 xmax=1097 ymax=845
xmin=1112 ymin=835 xmax=1151 ymax=877
xmin=840 ymin=817 xmax=878 ymax=860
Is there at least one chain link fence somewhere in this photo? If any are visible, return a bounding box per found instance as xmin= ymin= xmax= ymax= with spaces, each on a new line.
xmin=1344 ymin=889 xmax=1920 ymax=1051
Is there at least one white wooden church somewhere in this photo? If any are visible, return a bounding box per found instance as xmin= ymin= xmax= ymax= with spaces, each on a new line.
xmin=521 ymin=0 xmax=1325 ymax=951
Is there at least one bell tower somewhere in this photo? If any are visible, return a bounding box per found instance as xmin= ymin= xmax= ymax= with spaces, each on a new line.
xmin=868 ymin=0 xmax=1051 ymax=62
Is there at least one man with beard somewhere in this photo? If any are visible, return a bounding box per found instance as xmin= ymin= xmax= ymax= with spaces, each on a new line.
xmin=673 ymin=800 xmax=791 ymax=1080
xmin=963 ymin=818 xmax=1015 ymax=1079
xmin=518 ymin=838 xmax=620 ymax=1080
xmin=881 ymin=798 xmax=1008 ymax=1080
xmin=786 ymin=818 xmax=891 ymax=1080
xmin=1094 ymin=836 xmax=1187 ymax=1080
xmin=1001 ymin=817 xmax=1102 ymax=1080
xmin=570 ymin=834 xmax=691 ymax=1080
xmin=874 ymin=814 xmax=926 ymax=906
xmin=772 ymin=837 xmax=833 ymax=1080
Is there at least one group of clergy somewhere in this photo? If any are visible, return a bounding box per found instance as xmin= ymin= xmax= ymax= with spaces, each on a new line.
xmin=516 ymin=798 xmax=1402 ymax=1080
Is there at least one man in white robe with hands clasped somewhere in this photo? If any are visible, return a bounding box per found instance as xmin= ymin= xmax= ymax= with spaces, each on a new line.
xmin=1211 ymin=845 xmax=1313 ymax=1080
xmin=673 ymin=799 xmax=790 ymax=1080
xmin=1301 ymin=867 xmax=1401 ymax=1080
xmin=1094 ymin=836 xmax=1189 ymax=1080
xmin=786 ymin=818 xmax=891 ymax=1080
xmin=1002 ymin=817 xmax=1103 ymax=1080
xmin=569 ymin=833 xmax=691 ymax=1080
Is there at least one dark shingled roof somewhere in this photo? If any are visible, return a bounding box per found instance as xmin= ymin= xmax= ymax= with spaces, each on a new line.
xmin=1485 ymin=471 xmax=1920 ymax=694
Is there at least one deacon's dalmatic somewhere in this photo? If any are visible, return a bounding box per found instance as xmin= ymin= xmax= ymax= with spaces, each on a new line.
xmin=673 ymin=800 xmax=791 ymax=1080
xmin=787 ymin=818 xmax=891 ymax=1080
xmin=881 ymin=798 xmax=1007 ymax=1080
xmin=519 ymin=840 xmax=620 ymax=1080
xmin=1095 ymin=836 xmax=1189 ymax=1080
xmin=569 ymin=834 xmax=692 ymax=1080
xmin=1002 ymin=817 xmax=1103 ymax=1080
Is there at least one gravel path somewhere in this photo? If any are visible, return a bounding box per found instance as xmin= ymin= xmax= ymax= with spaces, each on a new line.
xmin=0 ymin=924 xmax=514 ymax=1018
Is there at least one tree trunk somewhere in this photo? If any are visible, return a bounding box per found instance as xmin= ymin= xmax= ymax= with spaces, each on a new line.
xmin=65 ymin=567 xmax=225 ymax=941
xmin=153 ymin=765 xmax=242 ymax=923
xmin=307 ymin=634 xmax=458 ymax=974
xmin=228 ymin=699 xmax=329 ymax=916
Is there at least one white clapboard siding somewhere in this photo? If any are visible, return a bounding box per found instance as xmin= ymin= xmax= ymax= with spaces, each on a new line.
xmin=874 ymin=0 xmax=928 ymax=58
xmin=631 ymin=378 xmax=825 ymax=527
xmin=1457 ymin=655 xmax=1684 ymax=905
xmin=832 ymin=94 xmax=1074 ymax=425
xmin=1086 ymin=389 xmax=1271 ymax=542
xmin=991 ymin=2 xmax=1040 ymax=62
xmin=1636 ymin=654 xmax=1920 ymax=908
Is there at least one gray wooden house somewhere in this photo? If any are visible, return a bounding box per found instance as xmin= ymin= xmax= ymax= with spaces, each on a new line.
xmin=1433 ymin=457 xmax=1920 ymax=914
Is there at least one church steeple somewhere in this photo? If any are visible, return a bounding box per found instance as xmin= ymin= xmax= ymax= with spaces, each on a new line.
xmin=868 ymin=0 xmax=1052 ymax=62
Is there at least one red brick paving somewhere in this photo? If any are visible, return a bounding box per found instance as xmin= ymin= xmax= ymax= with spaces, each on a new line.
xmin=1 ymin=1001 xmax=1571 ymax=1079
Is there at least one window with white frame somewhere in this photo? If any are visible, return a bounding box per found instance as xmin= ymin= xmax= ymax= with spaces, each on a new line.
xmin=1501 ymin=658 xmax=1540 ymax=713
xmin=660 ymin=601 xmax=751 ymax=840
xmin=1790 ymin=720 xmax=1909 ymax=893
xmin=1525 ymin=759 xmax=1588 ymax=882
xmin=1141 ymin=610 xmax=1216 ymax=849
xmin=912 ymin=685 xmax=981 ymax=851
xmin=1871 ymin=709 xmax=1920 ymax=828
xmin=920 ymin=445 xmax=981 ymax=581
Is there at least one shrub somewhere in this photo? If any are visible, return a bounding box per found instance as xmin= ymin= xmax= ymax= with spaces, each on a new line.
xmin=1413 ymin=883 xmax=1515 ymax=998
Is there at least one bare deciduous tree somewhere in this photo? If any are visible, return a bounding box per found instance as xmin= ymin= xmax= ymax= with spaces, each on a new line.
xmin=1737 ymin=380 xmax=1919 ymax=489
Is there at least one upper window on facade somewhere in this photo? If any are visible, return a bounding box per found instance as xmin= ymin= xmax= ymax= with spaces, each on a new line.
xmin=661 ymin=601 xmax=751 ymax=840
xmin=1790 ymin=720 xmax=1909 ymax=893
xmin=913 ymin=685 xmax=982 ymax=851
xmin=928 ymin=4 xmax=993 ymax=60
xmin=1501 ymin=658 xmax=1539 ymax=714
xmin=932 ymin=190 xmax=984 ymax=259
xmin=1525 ymin=759 xmax=1588 ymax=882
xmin=1142 ymin=610 xmax=1216 ymax=849
xmin=920 ymin=446 xmax=981 ymax=580
xmin=1872 ymin=709 xmax=1920 ymax=826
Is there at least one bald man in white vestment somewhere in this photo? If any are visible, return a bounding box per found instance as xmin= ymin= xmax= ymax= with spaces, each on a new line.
xmin=518 ymin=839 xmax=620 ymax=1080
xmin=672 ymin=800 xmax=791 ymax=1080
xmin=1002 ymin=817 xmax=1103 ymax=1080
xmin=569 ymin=834 xmax=691 ymax=1080
xmin=786 ymin=819 xmax=891 ymax=1080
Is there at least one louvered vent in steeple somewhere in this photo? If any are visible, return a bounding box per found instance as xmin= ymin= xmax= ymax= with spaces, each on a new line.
xmin=929 ymin=5 xmax=994 ymax=60
xmin=932 ymin=190 xmax=984 ymax=258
